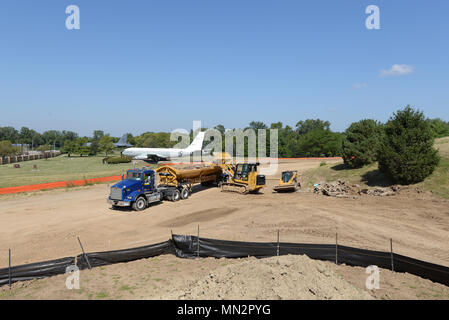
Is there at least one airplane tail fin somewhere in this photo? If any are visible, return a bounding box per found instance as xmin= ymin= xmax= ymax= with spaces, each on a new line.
xmin=185 ymin=131 xmax=205 ymax=152
xmin=117 ymin=134 xmax=128 ymax=145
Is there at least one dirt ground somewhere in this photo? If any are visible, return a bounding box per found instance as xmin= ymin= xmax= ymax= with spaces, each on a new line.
xmin=2 ymin=253 xmax=449 ymax=300
xmin=0 ymin=159 xmax=448 ymax=299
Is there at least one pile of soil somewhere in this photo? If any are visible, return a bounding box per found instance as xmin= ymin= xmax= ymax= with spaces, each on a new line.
xmin=159 ymin=255 xmax=373 ymax=300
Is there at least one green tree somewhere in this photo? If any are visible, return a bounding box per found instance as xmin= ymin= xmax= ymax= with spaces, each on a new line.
xmin=246 ymin=121 xmax=267 ymax=131
xmin=74 ymin=137 xmax=90 ymax=156
xmin=296 ymin=119 xmax=330 ymax=135
xmin=214 ymin=125 xmax=226 ymax=135
xmin=135 ymin=132 xmax=177 ymax=148
xmin=19 ymin=127 xmax=33 ymax=144
xmin=342 ymin=119 xmax=383 ymax=168
xmin=296 ymin=130 xmax=342 ymax=157
xmin=377 ymin=106 xmax=440 ymax=184
xmin=98 ymin=135 xmax=115 ymax=156
xmin=61 ymin=140 xmax=76 ymax=157
xmin=42 ymin=130 xmax=63 ymax=148
xmin=0 ymin=140 xmax=16 ymax=156
xmin=0 ymin=127 xmax=19 ymax=143
xmin=89 ymin=130 xmax=104 ymax=155
xmin=428 ymin=118 xmax=449 ymax=138
xmin=61 ymin=131 xmax=78 ymax=144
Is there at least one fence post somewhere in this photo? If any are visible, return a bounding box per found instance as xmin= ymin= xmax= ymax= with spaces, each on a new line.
xmin=335 ymin=232 xmax=338 ymax=265
xmin=197 ymin=225 xmax=200 ymax=258
xmin=77 ymin=237 xmax=91 ymax=269
xmin=276 ymin=229 xmax=280 ymax=256
xmin=390 ymin=238 xmax=394 ymax=272
xmin=8 ymin=249 xmax=12 ymax=289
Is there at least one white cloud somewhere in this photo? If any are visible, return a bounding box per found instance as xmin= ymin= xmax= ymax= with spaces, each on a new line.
xmin=353 ymin=82 xmax=368 ymax=89
xmin=380 ymin=64 xmax=415 ymax=77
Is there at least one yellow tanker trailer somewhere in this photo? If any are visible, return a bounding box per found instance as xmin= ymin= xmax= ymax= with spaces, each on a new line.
xmin=155 ymin=164 xmax=223 ymax=200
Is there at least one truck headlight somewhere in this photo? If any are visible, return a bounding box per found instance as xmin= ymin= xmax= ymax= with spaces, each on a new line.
xmin=127 ymin=196 xmax=133 ymax=199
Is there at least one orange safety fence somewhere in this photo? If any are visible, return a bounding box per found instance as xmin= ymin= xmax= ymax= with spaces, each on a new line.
xmin=0 ymin=175 xmax=122 ymax=195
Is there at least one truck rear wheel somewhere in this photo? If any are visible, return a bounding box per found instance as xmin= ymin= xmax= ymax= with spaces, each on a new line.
xmin=180 ymin=188 xmax=190 ymax=199
xmin=170 ymin=189 xmax=181 ymax=202
xmin=132 ymin=197 xmax=147 ymax=211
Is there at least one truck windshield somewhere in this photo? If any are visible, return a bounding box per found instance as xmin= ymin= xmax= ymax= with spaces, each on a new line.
xmin=126 ymin=171 xmax=141 ymax=180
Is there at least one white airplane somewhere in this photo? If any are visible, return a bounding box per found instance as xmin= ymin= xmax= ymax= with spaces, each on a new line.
xmin=122 ymin=132 xmax=206 ymax=163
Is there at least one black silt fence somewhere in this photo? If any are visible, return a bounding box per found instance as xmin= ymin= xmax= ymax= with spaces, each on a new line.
xmin=170 ymin=235 xmax=449 ymax=287
xmin=0 ymin=257 xmax=75 ymax=286
xmin=1 ymin=235 xmax=449 ymax=288
xmin=76 ymin=240 xmax=174 ymax=270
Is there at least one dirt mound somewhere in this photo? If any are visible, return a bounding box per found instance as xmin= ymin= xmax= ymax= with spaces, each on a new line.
xmin=159 ymin=255 xmax=373 ymax=300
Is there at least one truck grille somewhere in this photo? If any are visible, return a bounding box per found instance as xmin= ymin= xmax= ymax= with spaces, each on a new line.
xmin=110 ymin=187 xmax=123 ymax=200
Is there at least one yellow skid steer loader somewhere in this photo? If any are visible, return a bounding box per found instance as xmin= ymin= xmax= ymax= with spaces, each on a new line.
xmin=273 ymin=170 xmax=301 ymax=193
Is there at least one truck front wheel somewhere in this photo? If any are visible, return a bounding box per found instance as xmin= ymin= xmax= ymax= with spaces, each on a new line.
xmin=132 ymin=197 xmax=147 ymax=211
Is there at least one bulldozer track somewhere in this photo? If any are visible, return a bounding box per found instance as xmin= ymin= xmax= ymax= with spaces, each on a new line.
xmin=221 ymin=183 xmax=249 ymax=194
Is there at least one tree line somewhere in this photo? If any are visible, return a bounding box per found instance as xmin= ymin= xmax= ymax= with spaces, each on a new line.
xmin=1 ymin=109 xmax=448 ymax=183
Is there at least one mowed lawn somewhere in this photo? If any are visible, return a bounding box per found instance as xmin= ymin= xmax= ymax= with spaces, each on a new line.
xmin=0 ymin=155 xmax=134 ymax=188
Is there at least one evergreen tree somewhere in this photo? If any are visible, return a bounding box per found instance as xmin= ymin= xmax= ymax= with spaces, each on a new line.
xmin=377 ymin=106 xmax=439 ymax=184
xmin=342 ymin=119 xmax=383 ymax=168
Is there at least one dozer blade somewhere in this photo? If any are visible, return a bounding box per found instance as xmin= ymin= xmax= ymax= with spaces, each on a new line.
xmin=221 ymin=183 xmax=249 ymax=194
xmin=273 ymin=184 xmax=298 ymax=193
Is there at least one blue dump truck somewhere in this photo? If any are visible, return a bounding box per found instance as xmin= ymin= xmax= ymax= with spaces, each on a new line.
xmin=108 ymin=165 xmax=224 ymax=211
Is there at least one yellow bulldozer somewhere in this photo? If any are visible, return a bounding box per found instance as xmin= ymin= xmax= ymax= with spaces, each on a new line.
xmin=273 ymin=170 xmax=301 ymax=193
xmin=212 ymin=152 xmax=266 ymax=194
xmin=220 ymin=162 xmax=266 ymax=194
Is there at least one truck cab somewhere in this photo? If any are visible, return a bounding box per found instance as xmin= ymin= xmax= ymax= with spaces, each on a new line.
xmin=108 ymin=168 xmax=163 ymax=211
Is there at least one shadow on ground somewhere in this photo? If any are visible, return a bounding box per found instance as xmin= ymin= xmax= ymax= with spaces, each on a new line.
xmin=330 ymin=163 xmax=347 ymax=171
xmin=361 ymin=170 xmax=395 ymax=187
xmin=329 ymin=163 xmax=395 ymax=187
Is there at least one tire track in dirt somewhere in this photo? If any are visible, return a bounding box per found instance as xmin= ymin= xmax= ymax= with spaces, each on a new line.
xmin=159 ymin=207 xmax=239 ymax=228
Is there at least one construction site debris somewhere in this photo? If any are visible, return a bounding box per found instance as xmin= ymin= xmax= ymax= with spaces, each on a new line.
xmin=313 ymin=180 xmax=404 ymax=198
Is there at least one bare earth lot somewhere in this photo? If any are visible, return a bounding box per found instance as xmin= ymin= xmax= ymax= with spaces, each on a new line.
xmin=1 ymin=159 xmax=449 ymax=299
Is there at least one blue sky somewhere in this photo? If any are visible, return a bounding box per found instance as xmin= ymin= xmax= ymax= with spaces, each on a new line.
xmin=0 ymin=0 xmax=448 ymax=136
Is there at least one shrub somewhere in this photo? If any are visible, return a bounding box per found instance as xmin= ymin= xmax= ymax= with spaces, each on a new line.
xmin=296 ymin=130 xmax=343 ymax=157
xmin=377 ymin=106 xmax=440 ymax=184
xmin=342 ymin=119 xmax=383 ymax=168
xmin=104 ymin=156 xmax=132 ymax=164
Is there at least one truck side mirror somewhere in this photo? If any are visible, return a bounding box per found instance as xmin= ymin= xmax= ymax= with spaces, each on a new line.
xmin=121 ymin=174 xmax=124 ymax=180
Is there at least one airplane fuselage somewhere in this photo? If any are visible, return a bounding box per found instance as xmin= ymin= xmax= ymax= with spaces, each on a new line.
xmin=121 ymin=131 xmax=206 ymax=163
xmin=122 ymin=148 xmax=192 ymax=161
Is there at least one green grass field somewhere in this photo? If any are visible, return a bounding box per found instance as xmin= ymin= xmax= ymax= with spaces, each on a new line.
xmin=0 ymin=155 xmax=135 ymax=188
xmin=304 ymin=137 xmax=449 ymax=199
